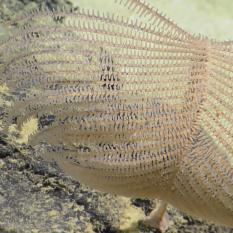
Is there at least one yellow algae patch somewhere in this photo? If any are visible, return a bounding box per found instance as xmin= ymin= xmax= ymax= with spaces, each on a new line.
xmin=0 ymin=84 xmax=9 ymax=93
xmin=48 ymin=210 xmax=59 ymax=218
xmin=31 ymin=230 xmax=39 ymax=233
xmin=118 ymin=197 xmax=145 ymax=232
xmin=0 ymin=84 xmax=12 ymax=109
xmin=16 ymin=117 xmax=38 ymax=144
xmin=8 ymin=124 xmax=18 ymax=134
xmin=0 ymin=160 xmax=5 ymax=169
xmin=84 ymin=223 xmax=94 ymax=233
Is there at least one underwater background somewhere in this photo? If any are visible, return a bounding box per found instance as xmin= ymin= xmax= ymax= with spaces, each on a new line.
xmin=1 ymin=0 xmax=233 ymax=40
xmin=72 ymin=0 xmax=233 ymax=40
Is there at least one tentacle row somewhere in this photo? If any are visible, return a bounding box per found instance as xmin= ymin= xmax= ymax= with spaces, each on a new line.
xmin=0 ymin=1 xmax=232 ymax=228
xmin=171 ymin=40 xmax=233 ymax=228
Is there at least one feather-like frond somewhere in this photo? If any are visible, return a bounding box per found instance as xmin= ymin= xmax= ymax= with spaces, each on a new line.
xmin=0 ymin=2 xmax=232 ymax=227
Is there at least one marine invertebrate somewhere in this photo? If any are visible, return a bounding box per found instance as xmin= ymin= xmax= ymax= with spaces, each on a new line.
xmin=0 ymin=0 xmax=232 ymax=231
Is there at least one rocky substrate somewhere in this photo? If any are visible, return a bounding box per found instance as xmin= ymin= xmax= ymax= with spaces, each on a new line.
xmin=0 ymin=136 xmax=232 ymax=233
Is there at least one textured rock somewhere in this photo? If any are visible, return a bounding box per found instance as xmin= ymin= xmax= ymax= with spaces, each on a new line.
xmin=0 ymin=137 xmax=232 ymax=233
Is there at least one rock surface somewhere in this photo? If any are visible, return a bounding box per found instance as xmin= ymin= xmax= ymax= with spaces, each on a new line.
xmin=0 ymin=136 xmax=232 ymax=233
